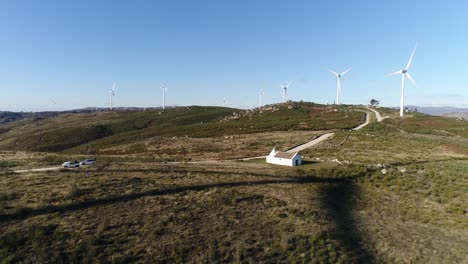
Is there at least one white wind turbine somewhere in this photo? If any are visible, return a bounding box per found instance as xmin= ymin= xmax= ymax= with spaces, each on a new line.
xmin=108 ymin=82 xmax=116 ymax=110
xmin=280 ymin=81 xmax=293 ymax=103
xmin=328 ymin=68 xmax=352 ymax=105
xmin=223 ymin=98 xmax=229 ymax=107
xmin=388 ymin=45 xmax=417 ymax=117
xmin=259 ymin=91 xmax=265 ymax=108
xmin=162 ymin=83 xmax=167 ymax=110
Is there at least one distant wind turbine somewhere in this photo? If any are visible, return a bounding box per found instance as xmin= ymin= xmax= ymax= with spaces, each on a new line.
xmin=108 ymin=82 xmax=116 ymax=110
xmin=280 ymin=81 xmax=293 ymax=103
xmin=259 ymin=91 xmax=265 ymax=108
xmin=223 ymin=98 xmax=228 ymax=107
xmin=162 ymin=83 xmax=167 ymax=110
xmin=328 ymin=68 xmax=352 ymax=105
xmin=388 ymin=45 xmax=417 ymax=117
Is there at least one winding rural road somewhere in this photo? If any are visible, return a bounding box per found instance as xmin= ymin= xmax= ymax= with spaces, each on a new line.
xmin=366 ymin=107 xmax=388 ymax=122
xmin=246 ymin=108 xmax=380 ymax=159
xmin=287 ymin=108 xmax=382 ymax=153
xmin=352 ymin=112 xmax=370 ymax=131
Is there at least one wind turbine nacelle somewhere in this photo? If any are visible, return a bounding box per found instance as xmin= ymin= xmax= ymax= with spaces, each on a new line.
xmin=402 ymin=69 xmax=407 ymax=74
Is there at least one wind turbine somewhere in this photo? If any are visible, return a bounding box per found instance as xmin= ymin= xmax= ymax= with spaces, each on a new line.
xmin=280 ymin=81 xmax=293 ymax=103
xmin=162 ymin=83 xmax=167 ymax=110
xmin=223 ymin=98 xmax=229 ymax=107
xmin=328 ymin=68 xmax=352 ymax=105
xmin=388 ymin=45 xmax=417 ymax=117
xmin=108 ymin=82 xmax=116 ymax=110
xmin=259 ymin=91 xmax=265 ymax=108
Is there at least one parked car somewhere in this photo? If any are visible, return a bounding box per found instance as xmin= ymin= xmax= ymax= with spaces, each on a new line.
xmin=62 ymin=161 xmax=80 ymax=168
xmin=80 ymin=159 xmax=96 ymax=165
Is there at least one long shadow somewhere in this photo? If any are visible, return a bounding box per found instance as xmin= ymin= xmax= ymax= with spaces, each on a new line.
xmin=318 ymin=181 xmax=376 ymax=263
xmin=63 ymin=167 xmax=289 ymax=179
xmin=0 ymin=175 xmax=350 ymax=224
xmin=301 ymin=160 xmax=319 ymax=165
xmin=1 ymin=169 xmax=378 ymax=261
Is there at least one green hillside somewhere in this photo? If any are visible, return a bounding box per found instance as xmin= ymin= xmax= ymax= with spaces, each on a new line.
xmin=0 ymin=102 xmax=364 ymax=154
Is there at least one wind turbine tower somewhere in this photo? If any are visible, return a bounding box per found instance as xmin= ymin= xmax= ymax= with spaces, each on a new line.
xmin=108 ymin=82 xmax=116 ymax=110
xmin=388 ymin=45 xmax=417 ymax=117
xmin=162 ymin=83 xmax=167 ymax=110
xmin=328 ymin=68 xmax=351 ymax=105
xmin=259 ymin=91 xmax=265 ymax=108
xmin=280 ymin=81 xmax=293 ymax=103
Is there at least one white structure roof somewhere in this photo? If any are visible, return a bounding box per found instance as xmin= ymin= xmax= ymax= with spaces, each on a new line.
xmin=266 ymin=148 xmax=303 ymax=167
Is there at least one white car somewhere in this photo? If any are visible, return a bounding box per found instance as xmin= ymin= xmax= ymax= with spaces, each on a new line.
xmin=62 ymin=161 xmax=80 ymax=168
xmin=80 ymin=159 xmax=96 ymax=165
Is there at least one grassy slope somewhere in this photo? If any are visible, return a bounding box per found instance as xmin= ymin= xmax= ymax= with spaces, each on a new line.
xmin=0 ymin=103 xmax=364 ymax=154
xmin=0 ymin=106 xmax=466 ymax=263
xmin=298 ymin=112 xmax=468 ymax=262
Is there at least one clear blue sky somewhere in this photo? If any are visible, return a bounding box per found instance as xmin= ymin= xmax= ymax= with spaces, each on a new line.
xmin=1 ymin=0 xmax=467 ymax=111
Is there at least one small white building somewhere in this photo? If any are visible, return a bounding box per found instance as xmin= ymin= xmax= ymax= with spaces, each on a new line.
xmin=266 ymin=148 xmax=303 ymax=167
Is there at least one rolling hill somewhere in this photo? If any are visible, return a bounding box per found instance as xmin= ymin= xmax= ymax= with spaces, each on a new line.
xmin=1 ymin=102 xmax=467 ymax=263
xmin=0 ymin=102 xmax=364 ymax=154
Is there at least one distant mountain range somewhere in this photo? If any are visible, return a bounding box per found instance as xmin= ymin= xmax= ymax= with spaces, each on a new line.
xmin=403 ymin=105 xmax=468 ymax=115
xmin=400 ymin=105 xmax=468 ymax=120
xmin=0 ymin=106 xmax=170 ymax=125
xmin=0 ymin=110 xmax=90 ymax=125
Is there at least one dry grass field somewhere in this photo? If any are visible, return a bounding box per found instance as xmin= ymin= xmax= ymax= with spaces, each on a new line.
xmin=0 ymin=105 xmax=467 ymax=263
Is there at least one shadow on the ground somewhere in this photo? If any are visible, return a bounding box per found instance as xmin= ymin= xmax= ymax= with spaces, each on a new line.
xmin=301 ymin=160 xmax=320 ymax=165
xmin=0 ymin=173 xmax=357 ymax=224
xmin=62 ymin=167 xmax=288 ymax=179
xmin=318 ymin=181 xmax=376 ymax=263
xmin=1 ymin=170 xmax=378 ymax=261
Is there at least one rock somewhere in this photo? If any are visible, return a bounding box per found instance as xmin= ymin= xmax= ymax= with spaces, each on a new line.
xmin=381 ymin=169 xmax=387 ymax=174
xmin=398 ymin=167 xmax=407 ymax=173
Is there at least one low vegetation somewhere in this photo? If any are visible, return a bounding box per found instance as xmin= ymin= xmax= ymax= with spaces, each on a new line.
xmin=0 ymin=103 xmax=363 ymax=154
xmin=0 ymin=103 xmax=466 ymax=263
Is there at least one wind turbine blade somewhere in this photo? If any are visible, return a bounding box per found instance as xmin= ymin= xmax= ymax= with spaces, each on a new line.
xmin=405 ymin=44 xmax=417 ymax=70
xmin=112 ymin=82 xmax=116 ymax=91
xmin=328 ymin=69 xmax=339 ymax=76
xmin=406 ymin=73 xmax=417 ymax=87
xmin=341 ymin=67 xmax=352 ymax=76
xmin=387 ymin=70 xmax=402 ymax=76
xmin=286 ymin=80 xmax=293 ymax=88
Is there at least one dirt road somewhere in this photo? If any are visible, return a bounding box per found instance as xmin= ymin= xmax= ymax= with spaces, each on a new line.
xmin=367 ymin=107 xmax=386 ymax=122
xmin=286 ymin=133 xmax=335 ymax=153
xmin=13 ymin=166 xmax=62 ymax=173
